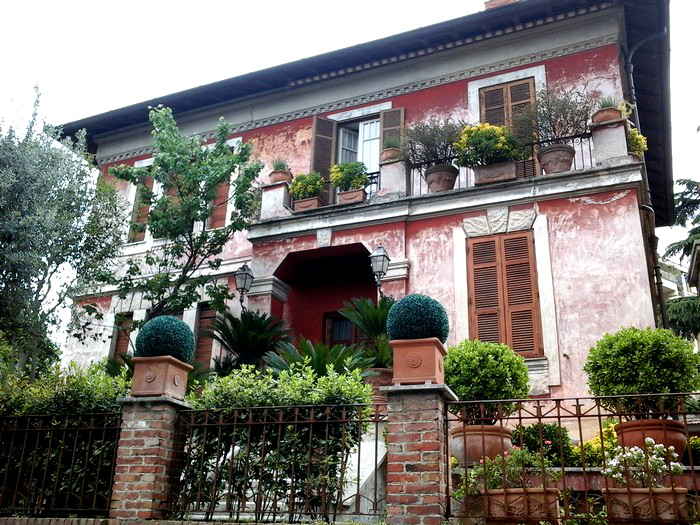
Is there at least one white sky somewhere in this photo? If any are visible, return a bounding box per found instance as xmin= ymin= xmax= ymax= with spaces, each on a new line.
xmin=1 ymin=0 xmax=698 ymax=259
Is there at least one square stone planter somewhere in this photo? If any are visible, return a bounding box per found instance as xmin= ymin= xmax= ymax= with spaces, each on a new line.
xmin=602 ymin=487 xmax=688 ymax=522
xmin=292 ymin=196 xmax=322 ymax=211
xmin=483 ymin=488 xmax=560 ymax=524
xmin=473 ymin=161 xmax=517 ymax=186
xmin=337 ymin=188 xmax=366 ymax=204
xmin=131 ymin=355 xmax=193 ymax=400
xmin=390 ymin=337 xmax=446 ymax=385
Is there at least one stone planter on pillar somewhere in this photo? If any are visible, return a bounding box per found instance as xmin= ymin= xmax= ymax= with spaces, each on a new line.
xmin=260 ymin=181 xmax=292 ymax=220
xmin=131 ymin=355 xmax=193 ymax=400
xmin=591 ymin=117 xmax=628 ymax=167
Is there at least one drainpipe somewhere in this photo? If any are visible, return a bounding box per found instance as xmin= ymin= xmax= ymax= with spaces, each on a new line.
xmin=622 ymin=25 xmax=670 ymax=328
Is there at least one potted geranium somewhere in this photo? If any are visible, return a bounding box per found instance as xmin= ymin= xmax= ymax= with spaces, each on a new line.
xmin=380 ymin=135 xmax=401 ymax=163
xmin=131 ymin=315 xmax=195 ymax=401
xmin=584 ymin=327 xmax=700 ymax=456
xmin=268 ymin=158 xmax=292 ymax=184
xmin=400 ymin=117 xmax=462 ymax=192
xmin=602 ymin=438 xmax=687 ymax=521
xmin=288 ymin=171 xmax=324 ymax=211
xmin=453 ymin=123 xmax=529 ymax=185
xmin=386 ymin=293 xmax=449 ymax=385
xmin=329 ymin=161 xmax=369 ymax=204
xmin=444 ymin=339 xmax=529 ymax=465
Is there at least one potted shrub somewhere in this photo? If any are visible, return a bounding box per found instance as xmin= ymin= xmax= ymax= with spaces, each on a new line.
xmin=627 ymin=127 xmax=648 ymax=160
xmin=584 ymin=327 xmax=700 ymax=455
xmin=444 ymin=340 xmax=529 ymax=465
xmin=592 ymin=96 xmax=623 ymax=124
xmin=268 ymin=157 xmax=292 ymax=184
xmin=329 ymin=161 xmax=369 ymax=204
xmin=400 ymin=117 xmax=462 ymax=192
xmin=458 ymin=448 xmax=561 ymax=524
xmin=386 ymin=293 xmax=449 ymax=385
xmin=453 ymin=123 xmax=529 ymax=184
xmin=288 ymin=171 xmax=324 ymax=211
xmin=380 ymin=135 xmax=401 ymax=163
xmin=601 ymin=438 xmax=687 ymax=522
xmin=512 ymin=86 xmax=594 ymax=174
xmin=131 ymin=315 xmax=195 ymax=400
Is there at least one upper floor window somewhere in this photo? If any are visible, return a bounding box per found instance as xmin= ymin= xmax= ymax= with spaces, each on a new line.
xmin=337 ymin=119 xmax=381 ymax=173
xmin=479 ymin=77 xmax=535 ymax=127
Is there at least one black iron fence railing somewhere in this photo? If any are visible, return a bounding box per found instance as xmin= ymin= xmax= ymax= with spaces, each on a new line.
xmin=446 ymin=393 xmax=700 ymax=524
xmin=170 ymin=404 xmax=387 ymax=522
xmin=0 ymin=413 xmax=122 ymax=517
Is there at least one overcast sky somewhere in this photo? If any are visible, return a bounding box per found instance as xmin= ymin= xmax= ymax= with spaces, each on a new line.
xmin=1 ymin=0 xmax=698 ymax=259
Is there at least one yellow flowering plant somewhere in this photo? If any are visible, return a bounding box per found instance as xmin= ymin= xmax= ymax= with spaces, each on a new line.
xmin=453 ymin=123 xmax=529 ymax=168
xmin=329 ymin=161 xmax=369 ymax=192
xmin=288 ymin=171 xmax=324 ymax=200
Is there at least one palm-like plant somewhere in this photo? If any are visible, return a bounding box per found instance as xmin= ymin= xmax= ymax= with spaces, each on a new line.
xmin=264 ymin=338 xmax=375 ymax=378
xmin=208 ymin=309 xmax=290 ymax=373
xmin=339 ymin=297 xmax=395 ymax=368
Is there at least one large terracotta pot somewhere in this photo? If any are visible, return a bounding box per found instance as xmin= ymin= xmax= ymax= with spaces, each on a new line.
xmin=425 ymin=164 xmax=458 ymax=192
xmin=536 ymin=144 xmax=575 ymax=174
xmin=473 ymin=160 xmax=517 ymax=185
xmin=269 ymin=169 xmax=292 ymax=184
xmin=292 ymin=196 xmax=322 ymax=211
xmin=592 ymin=107 xmax=623 ymax=124
xmin=337 ymin=188 xmax=366 ymax=204
xmin=615 ymin=419 xmax=687 ymax=457
xmin=451 ymin=424 xmax=513 ymax=465
xmin=483 ymin=488 xmax=560 ymax=524
xmin=364 ymin=368 xmax=393 ymax=405
xmin=131 ymin=355 xmax=193 ymax=400
xmin=602 ymin=487 xmax=688 ymax=522
xmin=390 ymin=337 xmax=446 ymax=385
xmin=380 ymin=148 xmax=400 ymax=163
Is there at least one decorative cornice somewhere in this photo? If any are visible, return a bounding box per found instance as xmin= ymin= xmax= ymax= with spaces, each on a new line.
xmin=97 ymin=31 xmax=618 ymax=166
xmin=248 ymin=276 xmax=292 ymax=302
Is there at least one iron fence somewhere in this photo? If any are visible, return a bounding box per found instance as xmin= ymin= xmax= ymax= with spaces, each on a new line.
xmin=446 ymin=393 xmax=700 ymax=524
xmin=0 ymin=412 xmax=122 ymax=517
xmin=170 ymin=404 xmax=387 ymax=522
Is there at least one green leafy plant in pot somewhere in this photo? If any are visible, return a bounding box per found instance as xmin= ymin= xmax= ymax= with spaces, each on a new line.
xmin=584 ymin=326 xmax=700 ymax=456
xmin=380 ymin=135 xmax=401 ymax=163
xmin=330 ymin=161 xmax=369 ymax=204
xmin=269 ymin=157 xmax=292 ymax=184
xmin=444 ymin=339 xmax=529 ymax=465
xmin=288 ymin=171 xmax=324 ymax=211
xmin=386 ymin=293 xmax=449 ymax=384
xmin=400 ymin=117 xmax=462 ymax=192
xmin=131 ymin=315 xmax=195 ymax=400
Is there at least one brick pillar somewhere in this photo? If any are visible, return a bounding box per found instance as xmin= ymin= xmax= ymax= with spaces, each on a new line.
xmin=110 ymin=396 xmax=188 ymax=520
xmin=383 ymin=384 xmax=457 ymax=525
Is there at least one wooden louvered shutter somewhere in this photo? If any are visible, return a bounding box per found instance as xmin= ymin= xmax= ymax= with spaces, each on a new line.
xmin=380 ymin=108 xmax=404 ymax=147
xmin=113 ymin=313 xmax=133 ymax=363
xmin=310 ymin=116 xmax=337 ymax=177
xmin=129 ymin=175 xmax=154 ymax=243
xmin=508 ymin=80 xmax=534 ymax=121
xmin=468 ymin=237 xmax=504 ymax=344
xmin=195 ymin=304 xmax=216 ymax=368
xmin=207 ymin=177 xmax=230 ymax=230
xmin=480 ymin=85 xmax=507 ymax=126
xmin=501 ymin=231 xmax=542 ymax=358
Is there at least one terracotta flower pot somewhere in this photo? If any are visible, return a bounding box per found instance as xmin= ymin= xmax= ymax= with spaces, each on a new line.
xmin=269 ymin=169 xmax=292 ymax=184
xmin=364 ymin=368 xmax=393 ymax=405
xmin=536 ymin=144 xmax=576 ymax=174
xmin=425 ymin=164 xmax=458 ymax=192
xmin=131 ymin=355 xmax=193 ymax=400
xmin=592 ymin=107 xmax=623 ymax=124
xmin=602 ymin=487 xmax=688 ymax=522
xmin=473 ymin=161 xmax=517 ymax=186
xmin=483 ymin=488 xmax=560 ymax=524
xmin=451 ymin=424 xmax=513 ymax=465
xmin=292 ymin=196 xmax=322 ymax=211
xmin=615 ymin=419 xmax=688 ymax=457
xmin=390 ymin=337 xmax=446 ymax=385
xmin=337 ymin=188 xmax=366 ymax=204
xmin=380 ymin=148 xmax=400 ymax=163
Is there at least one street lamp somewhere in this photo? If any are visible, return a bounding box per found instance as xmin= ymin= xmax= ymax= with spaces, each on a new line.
xmin=369 ymin=245 xmax=390 ymax=298
xmin=233 ymin=263 xmax=254 ymax=311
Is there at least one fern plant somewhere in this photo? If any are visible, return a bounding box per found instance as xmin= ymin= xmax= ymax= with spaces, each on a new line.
xmin=264 ymin=338 xmax=375 ymax=378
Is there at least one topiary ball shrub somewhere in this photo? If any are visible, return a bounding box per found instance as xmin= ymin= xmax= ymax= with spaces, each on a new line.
xmin=134 ymin=315 xmax=195 ymax=364
xmin=386 ymin=293 xmax=449 ymax=343
xmin=584 ymin=326 xmax=700 ymax=416
xmin=444 ymin=339 xmax=529 ymax=421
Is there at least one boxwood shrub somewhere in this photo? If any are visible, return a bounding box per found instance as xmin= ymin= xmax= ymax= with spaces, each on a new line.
xmin=134 ymin=315 xmax=195 ymax=363
xmin=386 ymin=293 xmax=449 ymax=343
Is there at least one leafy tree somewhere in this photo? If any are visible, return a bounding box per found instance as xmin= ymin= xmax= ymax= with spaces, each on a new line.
xmin=103 ymin=106 xmax=263 ymax=324
xmin=665 ymin=178 xmax=700 ymax=260
xmin=0 ymin=91 xmax=126 ymax=378
xmin=666 ymin=295 xmax=700 ymax=340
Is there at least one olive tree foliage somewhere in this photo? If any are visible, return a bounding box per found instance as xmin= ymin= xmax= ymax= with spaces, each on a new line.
xmin=102 ymin=106 xmax=262 ymax=325
xmin=0 ymin=92 xmax=127 ymax=378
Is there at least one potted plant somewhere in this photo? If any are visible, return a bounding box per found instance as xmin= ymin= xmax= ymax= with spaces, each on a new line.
xmin=444 ymin=339 xmax=529 ymax=465
xmin=386 ymin=293 xmax=450 ymax=385
xmin=288 ymin=171 xmax=324 ymax=211
xmin=458 ymin=447 xmax=561 ymax=524
xmin=453 ymin=123 xmax=529 ymax=184
xmin=340 ymin=296 xmax=395 ymax=404
xmin=400 ymin=117 xmax=462 ymax=192
xmin=329 ymin=161 xmax=369 ymax=204
xmin=601 ymin=438 xmax=687 ymax=522
xmin=592 ymin=96 xmax=624 ymax=124
xmin=131 ymin=315 xmax=195 ymax=400
xmin=584 ymin=327 xmax=700 ymax=455
xmin=512 ymin=86 xmax=594 ymax=174
xmin=268 ymin=157 xmax=292 ymax=184
xmin=380 ymin=135 xmax=401 ymax=163
xmin=627 ymin=127 xmax=648 ymax=160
